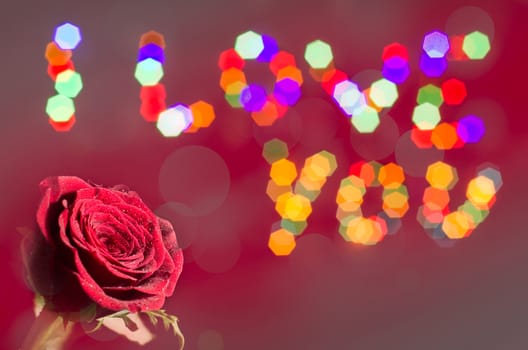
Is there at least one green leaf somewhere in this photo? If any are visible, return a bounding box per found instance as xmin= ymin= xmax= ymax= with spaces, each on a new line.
xmin=146 ymin=312 xmax=159 ymax=326
xmin=143 ymin=309 xmax=184 ymax=350
xmin=86 ymin=319 xmax=105 ymax=334
xmin=86 ymin=309 xmax=132 ymax=334
xmin=102 ymin=310 xmax=131 ymax=319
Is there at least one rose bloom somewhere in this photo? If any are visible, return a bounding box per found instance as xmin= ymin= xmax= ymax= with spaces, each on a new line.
xmin=24 ymin=176 xmax=183 ymax=313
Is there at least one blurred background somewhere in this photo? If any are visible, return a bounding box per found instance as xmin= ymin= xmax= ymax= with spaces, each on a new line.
xmin=1 ymin=0 xmax=527 ymax=349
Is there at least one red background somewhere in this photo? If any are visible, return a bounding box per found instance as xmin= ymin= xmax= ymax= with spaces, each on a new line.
xmin=1 ymin=0 xmax=527 ymax=349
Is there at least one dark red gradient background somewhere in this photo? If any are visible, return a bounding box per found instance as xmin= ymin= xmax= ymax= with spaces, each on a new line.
xmin=1 ymin=0 xmax=527 ymax=349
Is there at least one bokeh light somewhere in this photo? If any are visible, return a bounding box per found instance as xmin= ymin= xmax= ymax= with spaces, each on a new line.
xmin=304 ymin=40 xmax=333 ymax=69
xmin=53 ymin=22 xmax=82 ymax=50
xmin=45 ymin=94 xmax=75 ymax=122
xmin=156 ymin=104 xmax=193 ymax=137
xmin=423 ymin=30 xmax=450 ymax=58
xmin=159 ymin=146 xmax=230 ymax=216
xmin=462 ymin=31 xmax=491 ymax=59
xmin=268 ymin=228 xmax=296 ymax=256
xmin=351 ymin=106 xmax=380 ymax=133
xmin=234 ymin=30 xmax=264 ymax=59
xmin=221 ymin=31 xmax=303 ymax=122
xmin=412 ymin=103 xmax=441 ymax=130
xmin=134 ymin=58 xmax=164 ymax=86
xmin=417 ymin=84 xmax=443 ymax=107
xmin=369 ymin=78 xmax=398 ymax=108
xmin=54 ymin=69 xmax=83 ymax=98
xmin=441 ymin=78 xmax=467 ymax=105
xmin=419 ymin=163 xmax=501 ymax=241
xmin=336 ymin=161 xmax=409 ymax=245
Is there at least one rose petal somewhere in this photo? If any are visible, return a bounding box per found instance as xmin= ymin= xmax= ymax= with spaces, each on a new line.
xmin=39 ymin=176 xmax=92 ymax=201
xmin=72 ymin=257 xmax=165 ymax=312
xmin=133 ymin=253 xmax=175 ymax=295
xmin=158 ymin=217 xmax=184 ymax=296
xmin=37 ymin=176 xmax=91 ymax=242
xmin=59 ymin=209 xmax=138 ymax=285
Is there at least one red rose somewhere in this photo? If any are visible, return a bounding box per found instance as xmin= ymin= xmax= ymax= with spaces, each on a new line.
xmin=25 ymin=176 xmax=183 ymax=313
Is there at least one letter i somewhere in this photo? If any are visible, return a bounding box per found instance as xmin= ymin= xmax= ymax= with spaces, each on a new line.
xmin=44 ymin=23 xmax=83 ymax=132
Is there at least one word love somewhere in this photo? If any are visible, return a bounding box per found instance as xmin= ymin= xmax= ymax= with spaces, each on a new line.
xmin=263 ymin=139 xmax=502 ymax=256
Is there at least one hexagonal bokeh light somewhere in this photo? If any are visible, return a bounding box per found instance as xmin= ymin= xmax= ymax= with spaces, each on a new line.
xmin=156 ymin=105 xmax=193 ymax=137
xmin=53 ymin=22 xmax=82 ymax=50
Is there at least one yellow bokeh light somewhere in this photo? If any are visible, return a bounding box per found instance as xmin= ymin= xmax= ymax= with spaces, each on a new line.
xmin=382 ymin=192 xmax=409 ymax=218
xmin=266 ymin=180 xmax=292 ymax=202
xmin=466 ymin=175 xmax=496 ymax=208
xmin=270 ymin=159 xmax=298 ymax=186
xmin=297 ymin=174 xmax=327 ymax=192
xmin=336 ymin=184 xmax=364 ymax=205
xmin=283 ymin=194 xmax=312 ymax=221
xmin=442 ymin=211 xmax=473 ymax=239
xmin=343 ymin=217 xmax=384 ymax=245
xmin=275 ymin=192 xmax=294 ymax=218
xmin=378 ymin=162 xmax=405 ymax=187
xmin=426 ymin=161 xmax=458 ymax=190
xmin=268 ymin=229 xmax=296 ymax=256
xmin=303 ymin=151 xmax=337 ymax=178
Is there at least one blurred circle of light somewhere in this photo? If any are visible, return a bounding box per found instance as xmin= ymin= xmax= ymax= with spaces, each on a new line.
xmin=156 ymin=105 xmax=193 ymax=137
xmin=350 ymin=113 xmax=400 ymax=160
xmin=252 ymin=108 xmax=303 ymax=147
xmin=198 ymin=330 xmax=224 ymax=350
xmin=395 ymin=131 xmax=445 ymax=177
xmin=351 ymin=69 xmax=383 ymax=90
xmin=445 ymin=6 xmax=495 ymax=41
xmin=159 ymin=145 xmax=230 ymax=216
xmin=294 ymin=98 xmax=339 ymax=152
xmin=192 ymin=233 xmax=240 ymax=274
xmin=288 ymin=233 xmax=338 ymax=286
xmin=155 ymin=202 xmax=198 ymax=249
